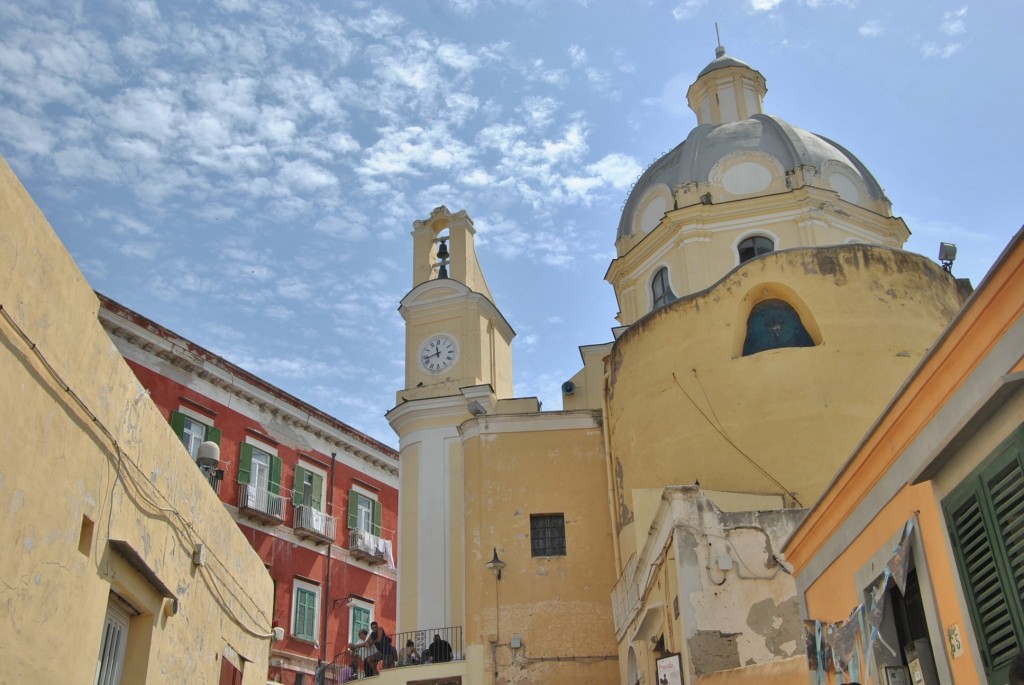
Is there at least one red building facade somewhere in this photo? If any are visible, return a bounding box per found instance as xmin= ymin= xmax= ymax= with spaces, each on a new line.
xmin=98 ymin=293 xmax=399 ymax=684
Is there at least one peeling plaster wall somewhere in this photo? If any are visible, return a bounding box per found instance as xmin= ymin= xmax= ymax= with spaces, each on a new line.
xmin=673 ymin=495 xmax=806 ymax=677
xmin=0 ymin=156 xmax=273 ymax=683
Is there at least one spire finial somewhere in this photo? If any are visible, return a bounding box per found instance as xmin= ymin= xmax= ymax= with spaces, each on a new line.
xmin=714 ymin=23 xmax=725 ymax=58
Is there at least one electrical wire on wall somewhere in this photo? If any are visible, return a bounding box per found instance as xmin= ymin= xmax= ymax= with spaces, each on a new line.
xmin=0 ymin=303 xmax=274 ymax=640
xmin=672 ymin=371 xmax=803 ymax=507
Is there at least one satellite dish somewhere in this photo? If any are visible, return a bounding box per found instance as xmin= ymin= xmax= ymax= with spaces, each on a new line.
xmin=561 ymin=381 xmax=576 ymax=395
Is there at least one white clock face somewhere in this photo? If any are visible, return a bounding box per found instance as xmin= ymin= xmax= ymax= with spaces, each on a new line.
xmin=418 ymin=334 xmax=458 ymax=373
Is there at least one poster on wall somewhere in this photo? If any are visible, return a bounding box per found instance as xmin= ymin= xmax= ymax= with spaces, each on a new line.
xmin=656 ymin=655 xmax=683 ymax=685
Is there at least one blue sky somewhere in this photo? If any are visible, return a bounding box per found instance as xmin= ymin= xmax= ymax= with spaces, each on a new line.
xmin=1 ymin=0 xmax=1020 ymax=446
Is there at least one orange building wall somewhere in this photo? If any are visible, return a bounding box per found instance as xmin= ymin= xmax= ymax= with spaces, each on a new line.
xmin=801 ymin=483 xmax=979 ymax=683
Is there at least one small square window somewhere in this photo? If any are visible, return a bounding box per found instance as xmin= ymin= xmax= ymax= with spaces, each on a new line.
xmin=530 ymin=514 xmax=566 ymax=557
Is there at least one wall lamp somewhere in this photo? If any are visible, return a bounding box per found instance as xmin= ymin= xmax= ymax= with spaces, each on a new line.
xmin=485 ymin=547 xmax=506 ymax=581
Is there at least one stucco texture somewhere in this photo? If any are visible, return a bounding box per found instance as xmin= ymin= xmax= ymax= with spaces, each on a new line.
xmin=0 ymin=156 xmax=273 ymax=683
xmin=607 ymin=245 xmax=962 ymax=543
xmin=461 ymin=415 xmax=619 ymax=685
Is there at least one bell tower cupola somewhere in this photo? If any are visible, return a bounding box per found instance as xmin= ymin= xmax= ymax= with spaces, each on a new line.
xmin=412 ymin=205 xmax=494 ymax=301
xmin=686 ymin=44 xmax=767 ymax=126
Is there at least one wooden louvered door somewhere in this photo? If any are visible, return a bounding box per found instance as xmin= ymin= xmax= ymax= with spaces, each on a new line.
xmin=944 ymin=427 xmax=1024 ymax=685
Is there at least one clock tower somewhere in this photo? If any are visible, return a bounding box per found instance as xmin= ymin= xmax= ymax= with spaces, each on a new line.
xmin=387 ymin=205 xmax=515 ymax=634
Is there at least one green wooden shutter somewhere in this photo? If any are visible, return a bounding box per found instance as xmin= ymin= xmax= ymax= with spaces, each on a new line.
xmin=372 ymin=499 xmax=382 ymax=536
xmin=269 ymin=456 xmax=282 ymax=495
xmin=292 ymin=466 xmax=307 ymax=506
xmin=170 ymin=411 xmax=186 ymax=438
xmin=347 ymin=490 xmax=359 ymax=529
xmin=948 ymin=492 xmax=1019 ymax=669
xmin=206 ymin=426 xmax=222 ymax=445
xmin=294 ymin=588 xmax=317 ymax=640
xmin=945 ymin=429 xmax=1024 ymax=681
xmin=238 ymin=443 xmax=253 ymax=484
xmin=312 ymin=473 xmax=323 ymax=511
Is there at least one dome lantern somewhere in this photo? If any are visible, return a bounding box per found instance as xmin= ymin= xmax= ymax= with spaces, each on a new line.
xmin=686 ymin=45 xmax=767 ymax=126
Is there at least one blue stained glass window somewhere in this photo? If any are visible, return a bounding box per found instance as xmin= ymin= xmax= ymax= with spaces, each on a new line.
xmin=742 ymin=299 xmax=814 ymax=356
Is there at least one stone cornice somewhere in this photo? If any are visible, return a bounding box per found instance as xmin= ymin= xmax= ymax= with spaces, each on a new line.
xmin=96 ymin=293 xmax=398 ymax=477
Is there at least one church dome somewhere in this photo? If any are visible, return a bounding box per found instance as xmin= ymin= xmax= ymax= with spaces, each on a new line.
xmin=616 ymin=49 xmax=891 ymax=244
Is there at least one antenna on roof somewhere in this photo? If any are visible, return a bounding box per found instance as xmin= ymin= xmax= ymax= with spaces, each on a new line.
xmin=715 ymin=23 xmax=725 ymax=57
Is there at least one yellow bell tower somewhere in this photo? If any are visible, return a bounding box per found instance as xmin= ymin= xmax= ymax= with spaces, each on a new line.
xmin=397 ymin=205 xmax=514 ymax=403
xmin=387 ymin=205 xmax=514 ymax=634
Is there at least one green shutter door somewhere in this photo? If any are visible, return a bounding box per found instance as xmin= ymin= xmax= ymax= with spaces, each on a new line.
xmin=170 ymin=411 xmax=186 ymax=438
xmin=311 ymin=473 xmax=323 ymax=511
xmin=206 ymin=426 xmax=222 ymax=445
xmin=238 ymin=443 xmax=253 ymax=484
xmin=945 ymin=427 xmax=1024 ymax=684
xmin=948 ymin=492 xmax=1019 ymax=669
xmin=294 ymin=588 xmax=317 ymax=640
xmin=347 ymin=490 xmax=359 ymax=529
xmin=293 ymin=466 xmax=307 ymax=506
xmin=372 ymin=500 xmax=382 ymax=536
xmin=269 ymin=456 xmax=282 ymax=495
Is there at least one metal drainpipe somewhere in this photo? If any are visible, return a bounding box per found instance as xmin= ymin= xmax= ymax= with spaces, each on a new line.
xmin=321 ymin=451 xmax=338 ymax=667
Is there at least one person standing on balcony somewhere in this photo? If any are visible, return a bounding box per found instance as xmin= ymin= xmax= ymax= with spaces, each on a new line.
xmin=349 ymin=629 xmax=376 ymax=677
xmin=367 ymin=621 xmax=397 ymax=672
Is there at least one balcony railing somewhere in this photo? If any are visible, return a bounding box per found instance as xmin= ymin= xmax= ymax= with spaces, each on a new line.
xmin=199 ymin=465 xmax=223 ymax=495
xmin=237 ymin=483 xmax=285 ymax=524
xmin=294 ymin=504 xmax=335 ymax=544
xmin=323 ymin=625 xmax=463 ymax=681
xmin=348 ymin=528 xmax=388 ymax=565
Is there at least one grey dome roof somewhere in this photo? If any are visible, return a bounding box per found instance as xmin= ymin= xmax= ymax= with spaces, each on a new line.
xmin=616 ymin=113 xmax=888 ymax=241
xmin=697 ymin=52 xmax=757 ymax=78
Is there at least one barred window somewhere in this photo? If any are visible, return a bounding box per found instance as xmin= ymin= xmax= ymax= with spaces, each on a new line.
xmin=530 ymin=514 xmax=566 ymax=557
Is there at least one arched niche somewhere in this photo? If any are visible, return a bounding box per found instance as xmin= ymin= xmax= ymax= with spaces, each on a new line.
xmin=733 ymin=282 xmax=823 ymax=358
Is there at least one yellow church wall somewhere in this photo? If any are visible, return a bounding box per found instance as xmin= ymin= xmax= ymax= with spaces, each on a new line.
xmin=608 ymin=188 xmax=909 ymax=324
xmin=460 ymin=411 xmax=619 ymax=685
xmin=0 ymin=156 xmax=273 ymax=682
xmin=607 ymin=245 xmax=961 ymax=554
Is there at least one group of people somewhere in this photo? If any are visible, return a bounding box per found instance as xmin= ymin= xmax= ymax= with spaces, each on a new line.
xmin=345 ymin=623 xmax=453 ymax=678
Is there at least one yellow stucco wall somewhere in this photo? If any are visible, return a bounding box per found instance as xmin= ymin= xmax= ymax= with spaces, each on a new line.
xmin=0 ymin=156 xmax=274 ymax=683
xmin=607 ymin=245 xmax=962 ymax=562
xmin=461 ymin=413 xmax=620 ymax=684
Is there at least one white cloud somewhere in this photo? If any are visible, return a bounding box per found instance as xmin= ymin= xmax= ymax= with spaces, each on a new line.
xmin=587 ymin=153 xmax=642 ymax=190
xmin=359 ymin=125 xmax=472 ymax=177
xmin=277 ymin=159 xmax=337 ymax=191
xmin=940 ymin=7 xmax=968 ymax=36
xmin=521 ymin=96 xmax=560 ymax=129
xmin=119 ymin=240 xmax=162 ymax=260
xmin=568 ymin=45 xmax=587 ymax=67
xmin=858 ymin=20 xmax=883 ymax=37
xmin=672 ymin=0 xmax=706 ymax=20
xmin=0 ymin=108 xmax=56 ymax=155
xmin=921 ymin=42 xmax=961 ymax=59
xmin=436 ymin=43 xmax=480 ymax=71
xmin=314 ymin=215 xmax=370 ymax=240
xmin=750 ymin=0 xmax=783 ymax=10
